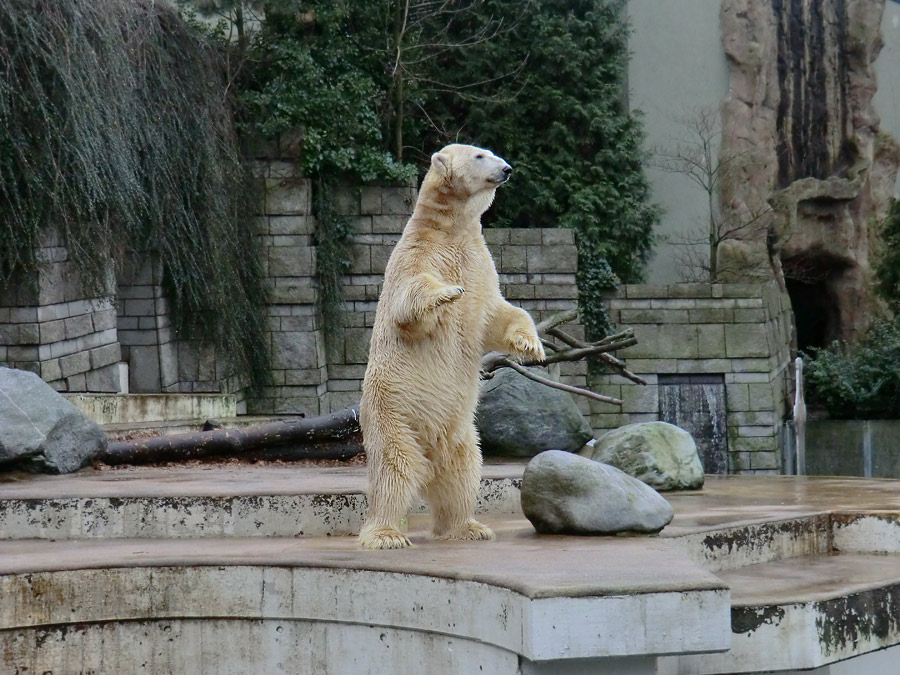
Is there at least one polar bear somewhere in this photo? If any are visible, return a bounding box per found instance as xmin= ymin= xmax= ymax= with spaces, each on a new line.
xmin=358 ymin=144 xmax=545 ymax=550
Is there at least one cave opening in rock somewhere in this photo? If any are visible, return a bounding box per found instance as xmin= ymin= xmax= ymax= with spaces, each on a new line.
xmin=786 ymin=278 xmax=839 ymax=351
xmin=783 ymin=253 xmax=848 ymax=351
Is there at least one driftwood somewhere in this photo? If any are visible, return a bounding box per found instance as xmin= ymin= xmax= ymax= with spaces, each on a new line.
xmin=99 ymin=406 xmax=362 ymax=466
xmin=100 ymin=310 xmax=641 ymax=465
xmin=480 ymin=309 xmax=645 ymax=406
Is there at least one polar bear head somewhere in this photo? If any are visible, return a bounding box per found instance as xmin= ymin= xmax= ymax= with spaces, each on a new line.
xmin=425 ymin=144 xmax=512 ymax=215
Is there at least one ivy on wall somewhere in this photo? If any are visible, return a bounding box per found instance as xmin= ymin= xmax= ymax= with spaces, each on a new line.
xmin=0 ymin=0 xmax=270 ymax=388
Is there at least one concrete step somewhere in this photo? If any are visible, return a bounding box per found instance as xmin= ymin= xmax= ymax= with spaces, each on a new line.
xmin=101 ymin=414 xmax=303 ymax=441
xmin=0 ymin=464 xmax=524 ymax=540
xmin=1 ymin=469 xmax=899 ymax=571
xmin=660 ymin=551 xmax=900 ymax=674
xmin=3 ymin=475 xmax=900 ymax=673
xmin=0 ymin=520 xmax=731 ymax=674
xmin=64 ymin=393 xmax=238 ymax=425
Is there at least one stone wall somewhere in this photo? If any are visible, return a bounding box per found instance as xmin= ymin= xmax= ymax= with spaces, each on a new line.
xmin=116 ymin=256 xmax=235 ymax=396
xmin=593 ymin=281 xmax=793 ymax=474
xmin=0 ymin=228 xmax=121 ymax=393
xmin=247 ymin=169 xmax=584 ymax=415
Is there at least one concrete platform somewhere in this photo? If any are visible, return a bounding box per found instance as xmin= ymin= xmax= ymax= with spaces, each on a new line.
xmin=1 ymin=467 xmax=900 ymax=674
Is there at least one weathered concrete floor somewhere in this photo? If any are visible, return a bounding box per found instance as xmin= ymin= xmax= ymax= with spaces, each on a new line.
xmin=3 ymin=462 xmax=900 ymax=507
xmin=2 ymin=467 xmax=900 ymax=673
xmin=0 ymin=468 xmax=898 ymax=591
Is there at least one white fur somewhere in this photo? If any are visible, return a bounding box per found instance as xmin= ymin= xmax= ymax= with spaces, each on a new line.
xmin=358 ymin=144 xmax=545 ymax=550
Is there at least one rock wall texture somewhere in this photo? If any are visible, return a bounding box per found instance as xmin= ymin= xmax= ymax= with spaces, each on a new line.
xmin=719 ymin=0 xmax=900 ymax=346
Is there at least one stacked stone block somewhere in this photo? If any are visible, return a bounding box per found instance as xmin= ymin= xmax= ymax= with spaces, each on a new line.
xmin=249 ymin=162 xmax=327 ymax=415
xmin=0 ymin=228 xmax=121 ymax=392
xmin=483 ymin=227 xmax=587 ymax=406
xmin=593 ymin=282 xmax=793 ymax=474
xmin=116 ymin=255 xmax=239 ymax=398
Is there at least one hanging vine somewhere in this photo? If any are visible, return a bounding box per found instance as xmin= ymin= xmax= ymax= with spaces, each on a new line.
xmin=0 ymin=0 xmax=270 ymax=388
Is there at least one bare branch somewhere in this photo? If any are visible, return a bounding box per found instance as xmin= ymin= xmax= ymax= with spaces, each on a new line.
xmin=498 ymin=358 xmax=624 ymax=406
xmin=535 ymin=308 xmax=578 ymax=332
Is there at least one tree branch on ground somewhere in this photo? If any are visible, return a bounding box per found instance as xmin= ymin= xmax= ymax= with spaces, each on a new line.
xmin=480 ymin=310 xmax=644 ymax=405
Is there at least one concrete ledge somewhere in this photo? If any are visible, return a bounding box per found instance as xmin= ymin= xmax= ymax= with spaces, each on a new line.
xmin=663 ymin=553 xmax=900 ymax=674
xmin=0 ymin=532 xmax=730 ymax=673
xmin=65 ymin=393 xmax=238 ymax=424
xmin=0 ymin=468 xmax=523 ymax=540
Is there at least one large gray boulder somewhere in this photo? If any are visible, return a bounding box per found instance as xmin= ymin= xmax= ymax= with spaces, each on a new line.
xmin=592 ymin=422 xmax=704 ymax=491
xmin=520 ymin=450 xmax=674 ymax=535
xmin=0 ymin=367 xmax=106 ymax=473
xmin=476 ymin=367 xmax=592 ymax=457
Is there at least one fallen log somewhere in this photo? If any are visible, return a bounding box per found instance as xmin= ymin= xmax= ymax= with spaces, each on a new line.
xmin=99 ymin=406 xmax=362 ymax=466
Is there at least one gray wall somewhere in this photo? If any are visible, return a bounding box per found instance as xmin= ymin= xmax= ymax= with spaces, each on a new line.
xmin=628 ymin=0 xmax=729 ymax=284
xmin=875 ymin=0 xmax=900 ymax=196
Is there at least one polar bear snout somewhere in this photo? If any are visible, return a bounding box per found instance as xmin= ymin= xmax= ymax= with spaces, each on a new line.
xmin=490 ymin=163 xmax=513 ymax=184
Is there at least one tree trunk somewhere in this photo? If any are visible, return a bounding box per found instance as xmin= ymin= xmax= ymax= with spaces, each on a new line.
xmin=100 ymin=406 xmax=362 ymax=466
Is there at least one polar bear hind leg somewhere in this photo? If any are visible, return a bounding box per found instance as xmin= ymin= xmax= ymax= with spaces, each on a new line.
xmin=424 ymin=424 xmax=495 ymax=541
xmin=358 ymin=420 xmax=431 ymax=550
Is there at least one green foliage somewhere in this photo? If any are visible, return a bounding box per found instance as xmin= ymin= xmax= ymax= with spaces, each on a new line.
xmin=233 ymin=2 xmax=414 ymax=352
xmin=804 ymin=318 xmax=900 ymax=419
xmin=0 ymin=0 xmax=269 ymax=388
xmin=875 ymin=199 xmax=900 ymax=311
xmin=237 ymin=3 xmax=413 ymax=183
xmin=408 ymin=0 xmax=660 ymax=336
xmin=190 ymin=0 xmax=659 ymax=344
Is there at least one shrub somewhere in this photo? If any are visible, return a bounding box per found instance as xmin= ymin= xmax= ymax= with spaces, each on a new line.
xmin=804 ymin=318 xmax=900 ymax=419
xmin=875 ymin=198 xmax=900 ymax=311
xmin=409 ymin=0 xmax=660 ymax=336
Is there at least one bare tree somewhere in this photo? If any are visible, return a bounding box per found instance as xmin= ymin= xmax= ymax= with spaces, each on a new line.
xmin=384 ymin=0 xmax=528 ymax=161
xmin=652 ymin=105 xmax=771 ymax=282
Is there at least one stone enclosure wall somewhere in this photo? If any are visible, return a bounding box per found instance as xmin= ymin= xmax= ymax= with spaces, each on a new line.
xmin=1 ymin=164 xmax=795 ymax=474
xmin=593 ymin=281 xmax=793 ymax=474
xmin=251 ymin=164 xmax=585 ymax=415
xmin=0 ymin=228 xmax=122 ymax=393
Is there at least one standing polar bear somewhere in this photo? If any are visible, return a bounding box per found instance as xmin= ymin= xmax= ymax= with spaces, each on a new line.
xmin=358 ymin=144 xmax=545 ymax=550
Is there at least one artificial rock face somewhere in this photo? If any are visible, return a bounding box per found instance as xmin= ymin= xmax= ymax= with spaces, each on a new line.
xmin=719 ymin=0 xmax=899 ymax=346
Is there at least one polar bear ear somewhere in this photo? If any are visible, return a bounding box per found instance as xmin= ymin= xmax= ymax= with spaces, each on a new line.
xmin=431 ymin=151 xmax=451 ymax=176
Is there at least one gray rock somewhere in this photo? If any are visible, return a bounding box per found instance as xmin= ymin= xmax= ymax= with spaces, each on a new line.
xmin=593 ymin=422 xmax=704 ymax=491
xmin=520 ymin=450 xmax=674 ymax=535
xmin=0 ymin=367 xmax=107 ymax=473
xmin=476 ymin=367 xmax=592 ymax=457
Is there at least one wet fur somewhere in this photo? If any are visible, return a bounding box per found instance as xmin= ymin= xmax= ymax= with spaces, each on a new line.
xmin=359 ymin=144 xmax=544 ymax=550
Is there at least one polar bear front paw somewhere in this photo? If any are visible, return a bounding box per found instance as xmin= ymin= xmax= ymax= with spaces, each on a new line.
xmin=510 ymin=330 xmax=545 ymax=362
xmin=436 ymin=285 xmax=465 ymax=305
xmin=438 ymin=519 xmax=495 ymax=541
xmin=359 ymin=526 xmax=413 ymax=550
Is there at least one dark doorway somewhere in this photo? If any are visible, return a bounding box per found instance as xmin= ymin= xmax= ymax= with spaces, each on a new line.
xmin=658 ymin=374 xmax=728 ymax=474
xmin=785 ymin=277 xmax=842 ymax=351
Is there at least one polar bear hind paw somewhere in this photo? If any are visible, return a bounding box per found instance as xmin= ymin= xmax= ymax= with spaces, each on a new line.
xmin=359 ymin=526 xmax=413 ymax=550
xmin=438 ymin=519 xmax=495 ymax=541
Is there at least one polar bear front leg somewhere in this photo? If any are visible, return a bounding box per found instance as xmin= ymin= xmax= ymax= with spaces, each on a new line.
xmin=424 ymin=425 xmax=495 ymax=542
xmin=484 ymin=301 xmax=546 ymax=362
xmin=397 ymin=273 xmax=464 ymax=324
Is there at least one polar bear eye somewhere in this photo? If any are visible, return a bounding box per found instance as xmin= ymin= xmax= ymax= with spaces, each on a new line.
xmin=475 ymin=154 xmax=484 ymax=160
